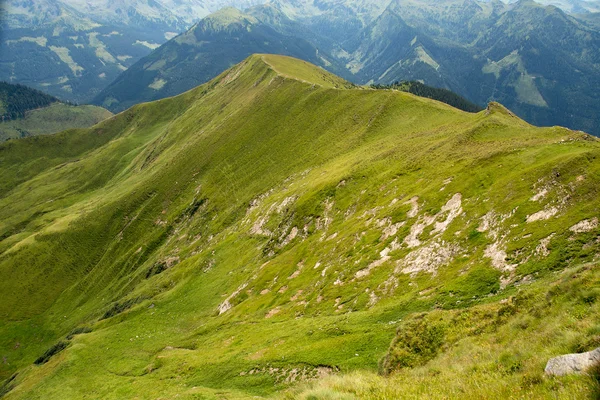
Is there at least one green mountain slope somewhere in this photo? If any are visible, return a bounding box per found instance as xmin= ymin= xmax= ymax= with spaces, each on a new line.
xmin=93 ymin=8 xmax=343 ymax=112
xmin=0 ymin=82 xmax=112 ymax=141
xmin=0 ymin=82 xmax=59 ymax=120
xmin=0 ymin=103 xmax=113 ymax=141
xmin=1 ymin=55 xmax=600 ymax=399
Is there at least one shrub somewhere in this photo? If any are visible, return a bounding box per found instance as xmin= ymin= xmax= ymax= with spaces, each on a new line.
xmin=497 ymin=352 xmax=523 ymax=374
xmin=66 ymin=326 xmax=92 ymax=340
xmin=100 ymin=298 xmax=140 ymax=320
xmin=0 ymin=373 xmax=17 ymax=397
xmin=381 ymin=316 xmax=446 ymax=374
xmin=34 ymin=341 xmax=69 ymax=365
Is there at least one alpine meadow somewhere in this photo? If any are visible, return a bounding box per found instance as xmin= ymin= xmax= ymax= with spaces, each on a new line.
xmin=2 ymin=1 xmax=600 ymax=399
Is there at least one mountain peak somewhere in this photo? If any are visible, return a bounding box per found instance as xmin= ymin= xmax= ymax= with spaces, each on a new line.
xmin=193 ymin=7 xmax=258 ymax=33
xmin=213 ymin=54 xmax=354 ymax=91
xmin=257 ymin=54 xmax=354 ymax=89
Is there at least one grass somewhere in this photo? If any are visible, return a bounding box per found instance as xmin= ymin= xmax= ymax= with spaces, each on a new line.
xmin=0 ymin=54 xmax=599 ymax=399
xmin=283 ymin=263 xmax=600 ymax=399
xmin=0 ymin=103 xmax=112 ymax=141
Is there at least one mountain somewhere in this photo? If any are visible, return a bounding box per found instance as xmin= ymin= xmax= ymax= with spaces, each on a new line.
xmin=56 ymin=0 xmax=269 ymax=27
xmin=89 ymin=0 xmax=600 ymax=135
xmin=0 ymin=82 xmax=112 ymax=141
xmin=0 ymin=81 xmax=59 ymax=120
xmin=577 ymin=11 xmax=600 ymax=27
xmin=93 ymin=7 xmax=344 ymax=112
xmin=0 ymin=0 xmax=269 ymax=103
xmin=1 ymin=0 xmax=173 ymax=103
xmin=1 ymin=54 xmax=600 ymax=399
xmin=469 ymin=0 xmax=600 ymax=131
xmin=331 ymin=0 xmax=600 ymax=135
xmin=270 ymin=0 xmax=390 ymax=44
xmin=516 ymin=0 xmax=600 ymax=13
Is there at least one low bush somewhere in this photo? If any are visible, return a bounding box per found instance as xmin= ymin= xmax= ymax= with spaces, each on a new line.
xmin=34 ymin=341 xmax=69 ymax=365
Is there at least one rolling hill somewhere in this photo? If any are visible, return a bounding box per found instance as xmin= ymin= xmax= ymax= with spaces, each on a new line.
xmin=1 ymin=55 xmax=600 ymax=399
xmin=0 ymin=82 xmax=112 ymax=141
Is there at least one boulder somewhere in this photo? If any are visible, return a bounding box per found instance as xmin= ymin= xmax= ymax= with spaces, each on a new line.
xmin=545 ymin=347 xmax=600 ymax=376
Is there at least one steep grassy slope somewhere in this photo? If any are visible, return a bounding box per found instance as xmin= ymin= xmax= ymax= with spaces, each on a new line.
xmin=1 ymin=54 xmax=600 ymax=399
xmin=0 ymin=103 xmax=113 ymax=141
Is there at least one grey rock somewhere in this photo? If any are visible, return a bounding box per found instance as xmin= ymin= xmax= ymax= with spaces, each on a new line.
xmin=545 ymin=347 xmax=600 ymax=376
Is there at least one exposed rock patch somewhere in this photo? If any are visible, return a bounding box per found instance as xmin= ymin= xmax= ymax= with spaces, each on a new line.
xmin=432 ymin=193 xmax=463 ymax=234
xmin=535 ymin=234 xmax=555 ymax=257
xmin=526 ymin=206 xmax=559 ymax=223
xmin=406 ymin=196 xmax=420 ymax=218
xmin=218 ymin=283 xmax=248 ymax=315
xmin=404 ymin=194 xmax=462 ymax=248
xmin=265 ymin=307 xmax=281 ymax=319
xmin=570 ymin=218 xmax=598 ymax=233
xmin=545 ymin=348 xmax=600 ymax=376
xmin=398 ymin=241 xmax=459 ymax=276
xmin=530 ymin=187 xmax=549 ymax=202
xmin=484 ymin=241 xmax=515 ymax=272
xmin=355 ymin=239 xmax=400 ymax=279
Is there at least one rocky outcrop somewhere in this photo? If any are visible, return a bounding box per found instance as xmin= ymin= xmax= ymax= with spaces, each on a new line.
xmin=544 ymin=348 xmax=600 ymax=376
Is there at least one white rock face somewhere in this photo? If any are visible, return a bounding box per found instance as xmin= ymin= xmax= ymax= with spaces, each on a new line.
xmin=544 ymin=348 xmax=600 ymax=376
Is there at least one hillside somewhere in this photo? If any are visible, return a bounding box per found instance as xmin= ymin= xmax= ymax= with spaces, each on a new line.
xmin=92 ymin=7 xmax=344 ymax=112
xmin=1 ymin=55 xmax=600 ymax=399
xmin=0 ymin=81 xmax=112 ymax=141
xmin=0 ymin=103 xmax=113 ymax=141
xmin=0 ymin=82 xmax=59 ymax=120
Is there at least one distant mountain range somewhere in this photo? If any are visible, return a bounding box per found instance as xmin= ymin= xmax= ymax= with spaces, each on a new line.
xmin=0 ymin=0 xmax=267 ymax=103
xmin=89 ymin=0 xmax=600 ymax=135
xmin=4 ymin=0 xmax=600 ymax=134
xmin=345 ymin=0 xmax=600 ymax=134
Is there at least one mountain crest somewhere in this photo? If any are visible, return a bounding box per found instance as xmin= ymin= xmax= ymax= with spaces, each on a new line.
xmin=258 ymin=54 xmax=354 ymax=89
xmin=194 ymin=7 xmax=258 ymax=33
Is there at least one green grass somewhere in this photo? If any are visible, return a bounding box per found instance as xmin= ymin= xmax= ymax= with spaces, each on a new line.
xmin=0 ymin=54 xmax=599 ymax=399
xmin=0 ymin=103 xmax=112 ymax=141
xmin=283 ymin=263 xmax=600 ymax=399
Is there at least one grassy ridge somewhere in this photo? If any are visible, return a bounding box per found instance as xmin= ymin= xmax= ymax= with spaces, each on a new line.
xmin=0 ymin=55 xmax=599 ymax=399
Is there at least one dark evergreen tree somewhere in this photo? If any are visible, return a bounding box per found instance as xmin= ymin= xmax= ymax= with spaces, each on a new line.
xmin=371 ymin=81 xmax=483 ymax=113
xmin=0 ymin=82 xmax=60 ymax=121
